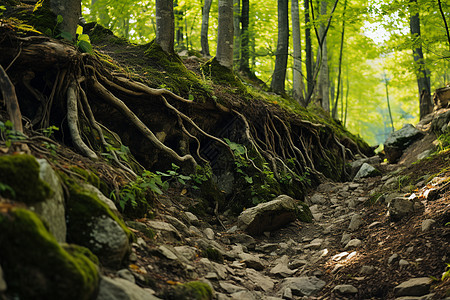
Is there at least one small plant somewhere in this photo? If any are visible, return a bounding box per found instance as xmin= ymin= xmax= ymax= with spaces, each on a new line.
xmin=0 ymin=120 xmax=27 ymax=147
xmin=102 ymin=144 xmax=131 ymax=163
xmin=42 ymin=125 xmax=59 ymax=138
xmin=0 ymin=182 xmax=15 ymax=198
xmin=156 ymin=163 xmax=192 ymax=185
xmin=443 ymin=263 xmax=450 ymax=281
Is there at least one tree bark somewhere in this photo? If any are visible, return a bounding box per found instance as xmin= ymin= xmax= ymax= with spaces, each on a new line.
xmin=239 ymin=0 xmax=250 ymax=74
xmin=304 ymin=0 xmax=313 ymax=106
xmin=317 ymin=0 xmax=329 ymax=112
xmin=438 ymin=0 xmax=450 ymax=52
xmin=409 ymin=0 xmax=432 ymax=119
xmin=271 ymin=0 xmax=289 ymax=94
xmin=201 ymin=0 xmax=213 ymax=56
xmin=233 ymin=0 xmax=241 ymax=66
xmin=291 ymin=0 xmax=305 ymax=104
xmin=156 ymin=0 xmax=175 ymax=53
xmin=216 ymin=0 xmax=234 ymax=68
xmin=332 ymin=0 xmax=347 ymax=119
xmin=0 ymin=65 xmax=23 ymax=133
xmin=49 ymin=0 xmax=81 ymax=39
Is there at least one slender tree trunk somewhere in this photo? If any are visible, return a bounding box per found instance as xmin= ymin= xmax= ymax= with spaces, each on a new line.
xmin=332 ymin=0 xmax=347 ymax=119
xmin=239 ymin=0 xmax=251 ymax=74
xmin=438 ymin=0 xmax=450 ymax=52
xmin=156 ymin=0 xmax=175 ymax=53
xmin=50 ymin=0 xmax=81 ymax=39
xmin=409 ymin=0 xmax=432 ymax=119
xmin=383 ymin=74 xmax=394 ymax=132
xmin=216 ymin=0 xmax=234 ymax=68
xmin=271 ymin=0 xmax=289 ymax=94
xmin=344 ymin=66 xmax=349 ymax=126
xmin=184 ymin=7 xmax=189 ymax=50
xmin=317 ymin=0 xmax=329 ymax=112
xmin=201 ymin=0 xmax=213 ymax=56
xmin=304 ymin=0 xmax=313 ymax=105
xmin=291 ymin=0 xmax=305 ymax=104
xmin=233 ymin=0 xmax=241 ymax=65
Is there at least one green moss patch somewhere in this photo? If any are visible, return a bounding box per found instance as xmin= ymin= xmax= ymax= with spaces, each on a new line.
xmin=0 ymin=154 xmax=52 ymax=203
xmin=200 ymin=247 xmax=224 ymax=263
xmin=0 ymin=208 xmax=99 ymax=299
xmin=166 ymin=281 xmax=213 ymax=300
xmin=296 ymin=202 xmax=313 ymax=223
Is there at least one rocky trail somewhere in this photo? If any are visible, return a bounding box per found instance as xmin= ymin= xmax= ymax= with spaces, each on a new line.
xmin=101 ymin=148 xmax=450 ymax=300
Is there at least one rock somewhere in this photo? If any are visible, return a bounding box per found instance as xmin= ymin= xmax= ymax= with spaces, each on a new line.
xmin=167 ymin=280 xmax=214 ymax=300
xmin=157 ymin=245 xmax=178 ymax=260
xmin=147 ymin=220 xmax=182 ymax=242
xmin=341 ymin=233 xmax=352 ymax=246
xmin=0 ymin=265 xmax=6 ymax=292
xmin=353 ymin=163 xmax=381 ymax=180
xmin=333 ymin=284 xmax=358 ymax=294
xmin=388 ymin=253 xmax=399 ymax=264
xmin=219 ymin=282 xmax=247 ymax=294
xmin=237 ymin=195 xmax=310 ymax=235
xmin=80 ymin=183 xmax=119 ymax=217
xmin=393 ymin=277 xmax=431 ymax=297
xmin=388 ymin=197 xmax=423 ymax=221
xmin=279 ymin=276 xmax=326 ymax=296
xmin=229 ymin=234 xmax=256 ymax=249
xmin=117 ymin=269 xmax=135 ymax=283
xmin=384 ymin=124 xmax=424 ymax=163
xmin=421 ymin=219 xmax=436 ymax=232
xmin=310 ymin=193 xmax=327 ymax=204
xmin=304 ymin=238 xmax=324 ymax=250
xmin=270 ymin=255 xmax=296 ymax=277
xmin=204 ymin=228 xmax=215 ymax=240
xmin=174 ymin=245 xmax=198 ymax=261
xmin=163 ymin=215 xmax=190 ymax=235
xmin=399 ymin=259 xmax=410 ymax=266
xmin=360 ymin=265 xmax=376 ymax=275
xmin=230 ymin=290 xmax=257 ymax=299
xmin=126 ymin=221 xmax=155 ymax=239
xmin=239 ymin=253 xmax=265 ymax=270
xmin=283 ymin=287 xmax=293 ymax=299
xmin=0 ymin=208 xmax=99 ymax=299
xmin=97 ymin=276 xmax=161 ymax=300
xmin=184 ymin=211 xmax=200 ymax=225
xmin=350 ymin=157 xmax=381 ymax=177
xmin=345 ymin=239 xmax=362 ymax=249
xmin=289 ymin=259 xmax=308 ymax=269
xmin=246 ymin=268 xmax=275 ymax=292
xmin=26 ymin=159 xmax=67 ymax=242
xmin=348 ymin=213 xmax=363 ymax=231
xmin=431 ymin=109 xmax=450 ymax=133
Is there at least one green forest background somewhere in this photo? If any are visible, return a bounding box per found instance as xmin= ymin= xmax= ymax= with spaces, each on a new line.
xmin=81 ymin=0 xmax=450 ymax=146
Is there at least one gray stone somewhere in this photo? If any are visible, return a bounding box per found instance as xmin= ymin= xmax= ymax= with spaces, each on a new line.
xmin=246 ymin=268 xmax=275 ymax=292
xmin=237 ymin=195 xmax=306 ymax=235
xmin=81 ymin=183 xmax=119 ymax=217
xmin=310 ymin=193 xmax=327 ymax=204
xmin=394 ymin=278 xmax=431 ymax=297
xmin=345 ymin=239 xmax=362 ymax=249
xmin=219 ymin=282 xmax=246 ymax=294
xmin=97 ymin=276 xmax=161 ymax=300
xmin=184 ymin=211 xmax=200 ymax=225
xmin=229 ymin=234 xmax=256 ymax=249
xmin=304 ymin=238 xmax=324 ymax=250
xmin=239 ymin=253 xmax=265 ymax=270
xmin=158 ymin=245 xmax=178 ymax=260
xmin=360 ymin=265 xmax=376 ymax=275
xmin=163 ymin=215 xmax=190 ymax=235
xmin=279 ymin=276 xmax=326 ymax=296
xmin=28 ymin=159 xmax=66 ymax=242
xmin=230 ymin=290 xmax=256 ymax=300
xmin=388 ymin=253 xmax=399 ymax=264
xmin=399 ymin=259 xmax=410 ymax=266
xmin=289 ymin=259 xmax=307 ymax=269
xmin=89 ymin=215 xmax=129 ymax=266
xmin=421 ymin=219 xmax=436 ymax=232
xmin=353 ymin=163 xmax=381 ymax=180
xmin=348 ymin=214 xmax=363 ymax=231
xmin=0 ymin=265 xmax=6 ymax=292
xmin=333 ymin=284 xmax=358 ymax=294
xmin=174 ymin=245 xmax=197 ymax=261
xmin=147 ymin=220 xmax=181 ymax=242
xmin=384 ymin=124 xmax=424 ymax=163
xmin=117 ymin=269 xmax=135 ymax=283
xmin=388 ymin=197 xmax=423 ymax=221
xmin=283 ymin=287 xmax=293 ymax=299
xmin=341 ymin=233 xmax=352 ymax=246
xmin=204 ymin=228 xmax=215 ymax=240
xmin=270 ymin=255 xmax=296 ymax=277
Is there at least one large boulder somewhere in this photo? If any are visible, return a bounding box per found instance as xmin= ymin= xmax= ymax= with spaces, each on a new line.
xmin=384 ymin=124 xmax=424 ymax=163
xmin=387 ymin=197 xmax=424 ymax=221
xmin=0 ymin=208 xmax=99 ymax=299
xmin=65 ymin=181 xmax=132 ymax=267
xmin=430 ymin=110 xmax=450 ymax=133
xmin=237 ymin=195 xmax=311 ymax=235
xmin=353 ymin=163 xmax=381 ymax=181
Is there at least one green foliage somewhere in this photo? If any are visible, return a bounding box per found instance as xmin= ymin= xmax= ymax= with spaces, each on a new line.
xmin=0 ymin=120 xmax=26 ymax=147
xmin=437 ymin=132 xmax=450 ymax=152
xmin=201 ymin=247 xmax=224 ymax=263
xmin=443 ymin=263 xmax=450 ymax=281
xmin=167 ymin=281 xmax=213 ymax=300
xmin=156 ymin=163 xmax=192 ymax=186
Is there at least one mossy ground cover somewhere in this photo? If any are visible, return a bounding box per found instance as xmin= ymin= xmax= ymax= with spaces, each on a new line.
xmin=0 ymin=207 xmax=99 ymax=300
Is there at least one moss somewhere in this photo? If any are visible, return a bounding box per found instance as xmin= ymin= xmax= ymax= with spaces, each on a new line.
xmin=201 ymin=57 xmax=246 ymax=94
xmin=0 ymin=208 xmax=99 ymax=299
xmin=296 ymin=202 xmax=313 ymax=223
xmin=85 ymin=22 xmax=128 ymax=45
xmin=0 ymin=154 xmax=52 ymax=203
xmin=201 ymin=247 xmax=224 ymax=263
xmin=166 ymin=281 xmax=213 ymax=300
xmin=62 ymin=244 xmax=100 ymax=266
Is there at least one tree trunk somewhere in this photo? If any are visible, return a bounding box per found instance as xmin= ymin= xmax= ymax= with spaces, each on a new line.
xmin=317 ymin=1 xmax=329 ymax=112
xmin=291 ymin=0 xmax=305 ymax=104
xmin=239 ymin=0 xmax=250 ymax=74
xmin=216 ymin=0 xmax=234 ymax=68
xmin=332 ymin=0 xmax=347 ymax=119
xmin=271 ymin=0 xmax=289 ymax=94
xmin=156 ymin=0 xmax=175 ymax=53
xmin=49 ymin=0 xmax=81 ymax=39
xmin=174 ymin=1 xmax=184 ymax=49
xmin=201 ymin=0 xmax=213 ymax=56
xmin=304 ymin=0 xmax=313 ymax=106
xmin=233 ymin=0 xmax=241 ymax=66
xmin=409 ymin=0 xmax=432 ymax=119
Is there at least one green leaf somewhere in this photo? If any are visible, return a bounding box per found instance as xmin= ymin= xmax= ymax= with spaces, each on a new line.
xmin=56 ymin=15 xmax=64 ymax=24
xmin=245 ymin=176 xmax=253 ymax=184
xmin=77 ymin=40 xmax=93 ymax=54
xmin=60 ymin=31 xmax=73 ymax=41
xmin=188 ymin=94 xmax=194 ymax=101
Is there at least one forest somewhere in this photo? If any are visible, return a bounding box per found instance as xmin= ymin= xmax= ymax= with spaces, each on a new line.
xmin=81 ymin=0 xmax=450 ymax=146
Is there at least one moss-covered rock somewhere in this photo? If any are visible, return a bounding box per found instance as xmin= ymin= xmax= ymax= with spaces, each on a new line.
xmin=166 ymin=281 xmax=213 ymax=300
xmin=65 ymin=179 xmax=133 ymax=267
xmin=0 ymin=207 xmax=99 ymax=299
xmin=296 ymin=201 xmax=313 ymax=223
xmin=0 ymin=154 xmax=52 ymax=203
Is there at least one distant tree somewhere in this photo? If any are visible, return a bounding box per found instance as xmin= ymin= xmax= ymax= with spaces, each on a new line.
xmin=271 ymin=0 xmax=289 ymax=94
xmin=291 ymin=0 xmax=305 ymax=104
xmin=50 ymin=0 xmax=81 ymax=38
xmin=332 ymin=0 xmax=347 ymax=119
xmin=155 ymin=0 xmax=175 ymax=53
xmin=304 ymin=0 xmax=313 ymax=105
xmin=409 ymin=0 xmax=432 ymax=119
xmin=233 ymin=0 xmax=240 ymax=65
xmin=317 ymin=0 xmax=329 ymax=112
xmin=216 ymin=0 xmax=234 ymax=68
xmin=239 ymin=0 xmax=251 ymax=74
xmin=201 ymin=0 xmax=213 ymax=56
